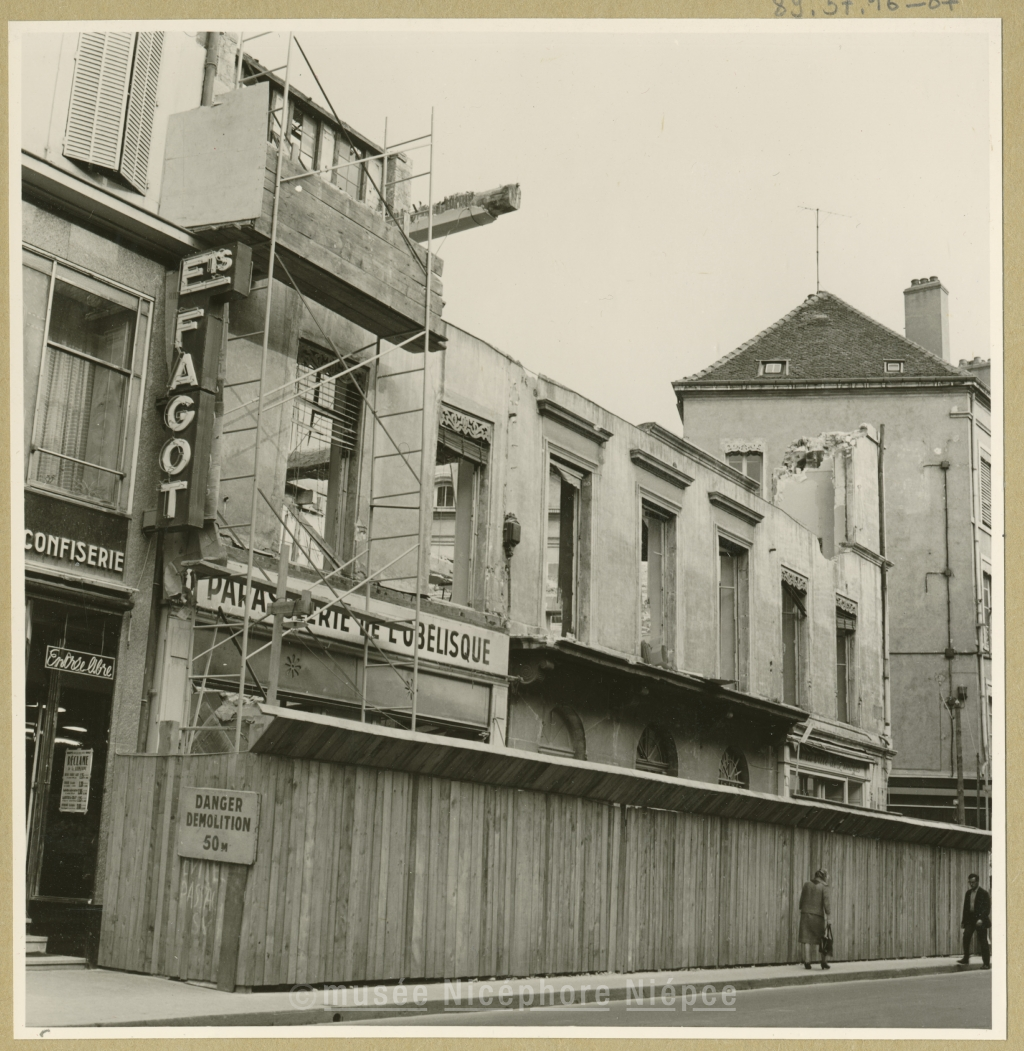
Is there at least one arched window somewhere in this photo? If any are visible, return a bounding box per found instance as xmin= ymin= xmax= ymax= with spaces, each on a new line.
xmin=539 ymin=706 xmax=586 ymax=760
xmin=635 ymin=724 xmax=678 ymax=777
xmin=435 ymin=482 xmax=455 ymax=508
xmin=718 ymin=746 xmax=749 ymax=789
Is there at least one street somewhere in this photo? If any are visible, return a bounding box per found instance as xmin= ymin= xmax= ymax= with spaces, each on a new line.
xmin=334 ymin=970 xmax=992 ymax=1030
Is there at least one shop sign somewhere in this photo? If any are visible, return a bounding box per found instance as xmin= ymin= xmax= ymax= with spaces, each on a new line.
xmin=45 ymin=646 xmax=116 ymax=679
xmin=24 ymin=490 xmax=128 ymax=578
xmin=177 ymin=787 xmax=260 ymax=865
xmin=59 ymin=749 xmax=93 ymax=813
xmin=158 ymin=243 xmax=251 ymax=530
xmin=196 ymin=569 xmax=510 ymax=677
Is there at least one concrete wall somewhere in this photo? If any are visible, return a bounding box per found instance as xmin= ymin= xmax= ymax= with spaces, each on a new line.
xmin=678 ymin=386 xmax=992 ymax=781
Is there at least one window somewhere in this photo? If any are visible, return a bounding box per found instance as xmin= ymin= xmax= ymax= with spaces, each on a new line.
xmin=982 ymin=571 xmax=992 ymax=654
xmin=718 ymin=747 xmax=749 ymax=789
xmin=759 ymin=360 xmax=787 ymax=376
xmin=719 ymin=538 xmax=749 ymax=689
xmin=547 ymin=461 xmax=585 ymax=635
xmin=538 ymin=707 xmax=586 ymax=760
xmin=798 ymin=772 xmax=863 ymax=805
xmin=63 ymin=32 xmax=164 ymax=193
xmin=26 ymin=250 xmax=150 ymax=509
xmin=836 ymin=608 xmax=856 ymax=723
xmin=285 ymin=341 xmax=364 ymax=570
xmin=641 ymin=503 xmax=675 ymax=665
xmin=782 ymin=582 xmax=807 ymax=707
xmin=726 ymin=451 xmax=763 ymax=493
xmin=798 ymin=773 xmax=846 ymax=803
xmin=884 ymin=360 xmax=905 ymax=373
xmin=980 ymin=456 xmax=992 ymax=529
xmin=267 ymin=86 xmax=376 ymax=205
xmin=429 ymin=419 xmax=489 ymax=607
xmin=635 ymin=725 xmax=677 ymax=776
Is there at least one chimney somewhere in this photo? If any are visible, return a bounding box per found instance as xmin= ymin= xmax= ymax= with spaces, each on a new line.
xmin=903 ymin=276 xmax=950 ymax=361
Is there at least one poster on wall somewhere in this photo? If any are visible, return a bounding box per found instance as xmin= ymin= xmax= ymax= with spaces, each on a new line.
xmin=58 ymin=749 xmax=93 ymax=814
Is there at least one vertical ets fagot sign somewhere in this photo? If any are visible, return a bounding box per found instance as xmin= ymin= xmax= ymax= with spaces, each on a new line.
xmin=158 ymin=244 xmax=252 ymax=529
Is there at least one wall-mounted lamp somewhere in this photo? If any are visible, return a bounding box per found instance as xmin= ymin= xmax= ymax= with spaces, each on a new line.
xmin=503 ymin=513 xmax=521 ymax=558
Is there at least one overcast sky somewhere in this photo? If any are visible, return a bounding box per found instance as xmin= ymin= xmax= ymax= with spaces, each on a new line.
xmin=249 ymin=21 xmax=996 ymax=432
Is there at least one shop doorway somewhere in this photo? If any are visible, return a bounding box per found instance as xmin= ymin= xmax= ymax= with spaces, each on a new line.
xmin=25 ymin=599 xmax=120 ymax=955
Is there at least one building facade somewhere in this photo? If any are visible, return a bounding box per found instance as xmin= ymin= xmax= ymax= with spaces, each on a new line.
xmin=673 ymin=284 xmax=994 ymax=826
xmin=20 ymin=28 xmax=988 ymax=980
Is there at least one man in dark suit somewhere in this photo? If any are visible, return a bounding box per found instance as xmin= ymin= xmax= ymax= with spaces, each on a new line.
xmin=958 ymin=872 xmax=991 ymax=968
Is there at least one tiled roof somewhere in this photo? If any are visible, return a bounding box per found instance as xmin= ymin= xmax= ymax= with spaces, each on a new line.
xmin=676 ymin=290 xmax=974 ymax=385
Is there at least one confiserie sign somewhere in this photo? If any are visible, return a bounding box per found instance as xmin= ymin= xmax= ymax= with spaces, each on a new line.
xmin=177 ymin=787 xmax=260 ymax=865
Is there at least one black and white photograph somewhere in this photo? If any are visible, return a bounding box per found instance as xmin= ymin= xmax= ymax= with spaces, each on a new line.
xmin=10 ymin=13 xmax=1005 ymax=1038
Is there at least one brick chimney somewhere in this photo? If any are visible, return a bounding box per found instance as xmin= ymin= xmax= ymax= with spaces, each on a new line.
xmin=903 ymin=276 xmax=950 ymax=361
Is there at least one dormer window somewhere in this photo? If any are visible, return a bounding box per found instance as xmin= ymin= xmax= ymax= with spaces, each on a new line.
xmin=884 ymin=360 xmax=904 ymax=374
xmin=759 ymin=361 xmax=787 ymax=376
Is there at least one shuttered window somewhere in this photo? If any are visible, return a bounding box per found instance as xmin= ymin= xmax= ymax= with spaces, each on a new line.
xmin=120 ymin=32 xmax=163 ymax=192
xmin=980 ymin=457 xmax=992 ymax=529
xmin=64 ymin=31 xmax=163 ymax=193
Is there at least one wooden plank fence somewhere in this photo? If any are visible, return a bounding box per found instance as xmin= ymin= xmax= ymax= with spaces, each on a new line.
xmin=98 ymin=752 xmax=987 ymax=989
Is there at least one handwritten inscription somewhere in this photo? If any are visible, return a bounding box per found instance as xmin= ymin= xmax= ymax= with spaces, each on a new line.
xmin=774 ymin=0 xmax=958 ymax=14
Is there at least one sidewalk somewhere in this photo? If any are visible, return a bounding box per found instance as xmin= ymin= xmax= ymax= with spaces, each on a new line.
xmin=25 ymin=955 xmax=978 ymax=1029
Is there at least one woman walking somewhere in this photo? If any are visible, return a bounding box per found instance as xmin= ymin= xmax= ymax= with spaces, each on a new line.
xmin=798 ymin=868 xmax=832 ymax=970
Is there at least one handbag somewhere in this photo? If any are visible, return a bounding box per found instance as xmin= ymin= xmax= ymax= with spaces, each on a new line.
xmin=820 ymin=923 xmax=834 ymax=957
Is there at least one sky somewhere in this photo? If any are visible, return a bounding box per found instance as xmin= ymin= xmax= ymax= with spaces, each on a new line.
xmin=247 ymin=21 xmax=996 ymax=432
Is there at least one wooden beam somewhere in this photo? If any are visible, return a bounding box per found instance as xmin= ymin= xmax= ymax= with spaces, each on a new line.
xmin=406 ymin=184 xmax=521 ymax=243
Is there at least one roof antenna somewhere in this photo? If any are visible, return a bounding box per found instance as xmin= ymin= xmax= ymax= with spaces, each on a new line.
xmin=798 ymin=205 xmax=854 ymax=294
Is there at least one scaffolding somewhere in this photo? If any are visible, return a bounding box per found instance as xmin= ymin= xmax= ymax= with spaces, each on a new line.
xmin=181 ymin=31 xmax=439 ymax=751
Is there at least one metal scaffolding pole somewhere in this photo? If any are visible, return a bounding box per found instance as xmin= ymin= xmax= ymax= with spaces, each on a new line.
xmin=190 ymin=33 xmax=438 ymax=746
xmin=410 ymin=108 xmax=435 ymax=733
xmin=234 ymin=32 xmax=292 ymax=752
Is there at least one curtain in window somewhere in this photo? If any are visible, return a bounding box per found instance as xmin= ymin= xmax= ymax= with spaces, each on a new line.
xmin=33 ymin=273 xmax=135 ymax=505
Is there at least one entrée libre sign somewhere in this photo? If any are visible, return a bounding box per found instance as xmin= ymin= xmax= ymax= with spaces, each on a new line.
xmin=45 ymin=646 xmax=116 ymax=679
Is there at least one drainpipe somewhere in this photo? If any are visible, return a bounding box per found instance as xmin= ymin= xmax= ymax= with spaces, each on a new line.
xmin=201 ymin=35 xmax=226 ymax=530
xmin=878 ymin=424 xmax=892 ymax=745
xmin=925 ymin=456 xmax=964 ymax=823
xmin=961 ymin=392 xmax=990 ymax=827
xmin=202 ymin=32 xmax=220 ymax=107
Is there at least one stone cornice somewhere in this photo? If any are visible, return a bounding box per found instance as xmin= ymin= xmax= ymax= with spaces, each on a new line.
xmin=536 ymin=398 xmax=613 ymax=444
xmin=673 ymin=376 xmax=990 ymax=412
xmin=638 ymin=423 xmax=760 ymax=493
xmin=708 ymin=491 xmax=764 ymax=526
xmin=839 ymin=541 xmax=894 ymax=569
xmin=629 ymin=449 xmax=694 ymax=490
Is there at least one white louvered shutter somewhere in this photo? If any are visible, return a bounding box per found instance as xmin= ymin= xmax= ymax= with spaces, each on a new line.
xmin=120 ymin=31 xmax=164 ymax=193
xmin=64 ymin=32 xmax=135 ymax=171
